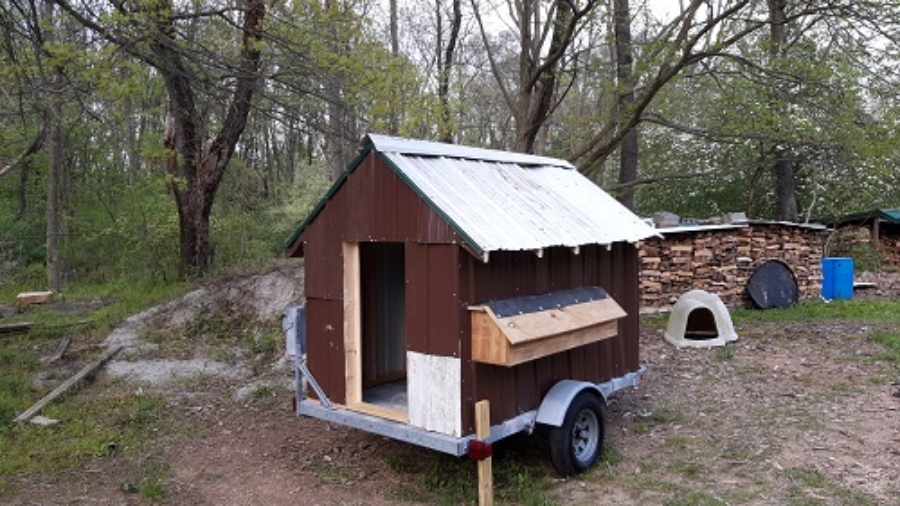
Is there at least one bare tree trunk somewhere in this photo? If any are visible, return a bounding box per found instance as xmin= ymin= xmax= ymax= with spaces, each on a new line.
xmin=46 ymin=105 xmax=62 ymax=292
xmin=773 ymin=151 xmax=797 ymax=220
xmin=512 ymin=0 xmax=581 ymax=154
xmin=323 ymin=0 xmax=355 ymax=179
xmin=614 ymin=0 xmax=638 ymax=209
xmin=768 ymin=0 xmax=797 ymax=221
xmin=155 ymin=0 xmax=265 ymax=277
xmin=16 ymin=159 xmax=29 ymax=221
xmin=437 ymin=0 xmax=462 ymax=143
xmin=43 ymin=0 xmax=63 ymax=292
xmin=390 ymin=0 xmax=399 ymax=55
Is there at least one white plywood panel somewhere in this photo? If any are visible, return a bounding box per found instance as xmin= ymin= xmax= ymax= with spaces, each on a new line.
xmin=407 ymin=351 xmax=461 ymax=437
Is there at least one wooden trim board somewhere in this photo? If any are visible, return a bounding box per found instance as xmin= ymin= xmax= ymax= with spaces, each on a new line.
xmin=343 ymin=242 xmax=362 ymax=405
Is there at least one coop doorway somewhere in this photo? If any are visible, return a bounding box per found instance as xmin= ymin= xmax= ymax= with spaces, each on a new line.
xmin=343 ymin=242 xmax=408 ymax=418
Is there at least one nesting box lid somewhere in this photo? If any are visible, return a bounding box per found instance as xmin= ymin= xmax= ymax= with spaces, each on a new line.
xmin=469 ymin=287 xmax=626 ymax=366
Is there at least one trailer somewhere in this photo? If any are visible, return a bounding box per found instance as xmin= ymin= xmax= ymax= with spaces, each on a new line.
xmin=285 ymin=134 xmax=658 ymax=474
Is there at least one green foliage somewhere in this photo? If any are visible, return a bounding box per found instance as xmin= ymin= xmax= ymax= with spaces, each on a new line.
xmin=635 ymin=22 xmax=900 ymax=219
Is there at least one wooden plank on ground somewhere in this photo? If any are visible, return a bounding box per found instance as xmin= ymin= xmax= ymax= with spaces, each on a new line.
xmin=14 ymin=345 xmax=122 ymax=423
xmin=16 ymin=291 xmax=53 ymax=305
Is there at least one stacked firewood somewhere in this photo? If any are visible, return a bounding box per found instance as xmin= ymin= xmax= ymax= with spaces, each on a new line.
xmin=639 ymin=225 xmax=826 ymax=309
xmin=878 ymin=234 xmax=900 ymax=267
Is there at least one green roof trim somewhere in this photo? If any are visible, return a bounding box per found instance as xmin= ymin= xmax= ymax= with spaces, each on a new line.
xmin=283 ymin=145 xmax=373 ymax=250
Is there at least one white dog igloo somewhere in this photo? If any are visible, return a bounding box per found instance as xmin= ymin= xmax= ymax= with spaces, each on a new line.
xmin=664 ymin=290 xmax=738 ymax=348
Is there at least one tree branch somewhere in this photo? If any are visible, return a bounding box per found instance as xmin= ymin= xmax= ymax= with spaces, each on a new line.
xmin=0 ymin=122 xmax=46 ymax=178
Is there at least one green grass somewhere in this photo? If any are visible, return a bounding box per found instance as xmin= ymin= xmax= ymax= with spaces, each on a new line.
xmin=0 ymin=392 xmax=167 ymax=495
xmin=731 ymin=299 xmax=900 ymax=370
xmin=785 ymin=467 xmax=880 ymax=506
xmin=0 ymin=346 xmax=39 ymax=427
xmin=664 ymin=492 xmax=727 ymax=506
xmin=385 ymin=442 xmax=559 ymax=506
xmin=633 ymin=407 xmax=684 ymax=435
xmin=867 ymin=330 xmax=900 ymax=364
xmin=0 ymin=277 xmax=186 ymax=497
xmin=732 ymin=299 xmax=900 ymax=325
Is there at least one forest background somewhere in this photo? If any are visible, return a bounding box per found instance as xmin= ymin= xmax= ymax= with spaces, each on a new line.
xmin=2 ymin=0 xmax=900 ymax=292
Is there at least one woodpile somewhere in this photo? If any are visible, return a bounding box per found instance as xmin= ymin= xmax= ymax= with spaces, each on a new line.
xmin=880 ymin=234 xmax=900 ymax=267
xmin=639 ymin=224 xmax=826 ymax=309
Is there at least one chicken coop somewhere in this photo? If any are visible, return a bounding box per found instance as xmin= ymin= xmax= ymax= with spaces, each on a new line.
xmin=286 ymin=134 xmax=658 ymax=474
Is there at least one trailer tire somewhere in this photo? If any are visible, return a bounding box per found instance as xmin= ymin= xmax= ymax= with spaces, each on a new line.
xmin=548 ymin=391 xmax=604 ymax=476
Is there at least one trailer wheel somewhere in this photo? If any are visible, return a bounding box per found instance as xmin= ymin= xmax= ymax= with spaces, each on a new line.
xmin=548 ymin=391 xmax=604 ymax=475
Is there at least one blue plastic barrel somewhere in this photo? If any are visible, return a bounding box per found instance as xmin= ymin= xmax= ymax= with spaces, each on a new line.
xmin=821 ymin=257 xmax=854 ymax=300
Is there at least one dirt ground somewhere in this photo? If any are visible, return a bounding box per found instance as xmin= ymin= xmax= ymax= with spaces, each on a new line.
xmin=4 ymin=268 xmax=899 ymax=505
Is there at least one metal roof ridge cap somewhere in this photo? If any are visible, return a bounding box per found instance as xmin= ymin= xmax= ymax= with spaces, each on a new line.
xmin=364 ymin=133 xmax=574 ymax=169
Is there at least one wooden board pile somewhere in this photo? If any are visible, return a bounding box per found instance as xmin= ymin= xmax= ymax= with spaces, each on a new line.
xmin=639 ymin=225 xmax=826 ymax=309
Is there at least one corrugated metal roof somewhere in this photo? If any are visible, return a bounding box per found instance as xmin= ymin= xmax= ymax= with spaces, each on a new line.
xmin=288 ymin=134 xmax=659 ymax=258
xmin=368 ymin=134 xmax=575 ymax=169
xmin=372 ymin=138 xmax=657 ymax=255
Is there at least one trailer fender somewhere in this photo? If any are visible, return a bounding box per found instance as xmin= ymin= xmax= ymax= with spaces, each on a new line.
xmin=535 ymin=380 xmax=606 ymax=428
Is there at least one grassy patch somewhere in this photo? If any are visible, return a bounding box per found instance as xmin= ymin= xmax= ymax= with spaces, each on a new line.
xmin=732 ymin=299 xmax=900 ymax=325
xmin=121 ymin=462 xmax=169 ymax=501
xmin=385 ymin=445 xmax=558 ymax=506
xmin=867 ymin=329 xmax=900 ymax=365
xmin=664 ymin=435 xmax=695 ymax=449
xmin=0 ymin=390 xmax=168 ymax=498
xmin=633 ymin=407 xmax=684 ymax=435
xmin=713 ymin=345 xmax=736 ymax=361
xmin=785 ymin=467 xmax=879 ymax=506
xmin=0 ymin=394 xmax=167 ymax=475
xmin=0 ymin=346 xmax=39 ymax=427
xmin=664 ymin=492 xmax=727 ymax=506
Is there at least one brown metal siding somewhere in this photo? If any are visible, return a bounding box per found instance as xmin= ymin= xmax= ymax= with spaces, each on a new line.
xmin=405 ymin=243 xmax=460 ymax=358
xmin=458 ymin=244 xmax=641 ymax=433
xmin=305 ymin=297 xmax=346 ymax=404
xmin=300 ymin=154 xmax=461 ymax=302
xmin=299 ymin=152 xmax=462 ymax=402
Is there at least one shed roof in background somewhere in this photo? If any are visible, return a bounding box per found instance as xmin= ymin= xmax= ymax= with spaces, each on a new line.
xmin=656 ymin=220 xmax=828 ymax=236
xmin=830 ymin=209 xmax=900 ymax=226
xmin=289 ymin=134 xmax=658 ymax=258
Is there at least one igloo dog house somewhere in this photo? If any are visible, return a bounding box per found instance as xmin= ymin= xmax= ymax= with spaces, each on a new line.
xmin=664 ymin=290 xmax=738 ymax=348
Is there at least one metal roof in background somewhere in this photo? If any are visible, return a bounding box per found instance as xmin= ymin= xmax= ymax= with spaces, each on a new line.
xmin=656 ymin=221 xmax=828 ymax=235
xmin=831 ymin=209 xmax=900 ymax=225
xmin=375 ymin=143 xmax=658 ymax=256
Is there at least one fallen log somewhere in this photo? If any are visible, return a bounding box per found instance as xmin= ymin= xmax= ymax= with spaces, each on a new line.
xmin=0 ymin=322 xmax=33 ymax=335
xmin=14 ymin=345 xmax=122 ymax=423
